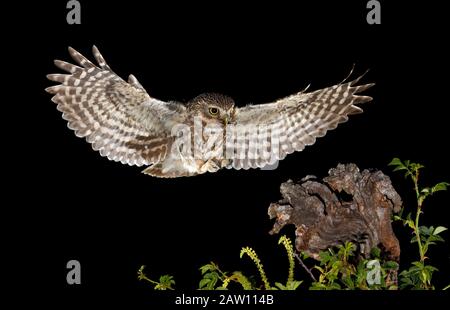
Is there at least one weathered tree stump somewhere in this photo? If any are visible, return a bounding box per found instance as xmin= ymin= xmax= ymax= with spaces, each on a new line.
xmin=268 ymin=163 xmax=402 ymax=261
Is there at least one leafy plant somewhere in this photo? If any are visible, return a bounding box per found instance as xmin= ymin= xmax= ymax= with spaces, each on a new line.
xmin=197 ymin=261 xmax=253 ymax=290
xmin=240 ymin=246 xmax=272 ymax=289
xmin=137 ymin=265 xmax=175 ymax=290
xmin=309 ymin=242 xmax=398 ymax=290
xmin=389 ymin=158 xmax=448 ymax=289
xmin=139 ymin=235 xmax=304 ymax=290
xmin=197 ymin=235 xmax=302 ymax=290
xmin=275 ymin=236 xmax=302 ymax=290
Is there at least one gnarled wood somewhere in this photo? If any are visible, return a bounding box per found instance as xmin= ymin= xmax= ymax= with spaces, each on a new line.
xmin=268 ymin=163 xmax=402 ymax=261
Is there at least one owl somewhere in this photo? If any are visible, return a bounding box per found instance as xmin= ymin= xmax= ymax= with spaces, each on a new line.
xmin=46 ymin=46 xmax=374 ymax=177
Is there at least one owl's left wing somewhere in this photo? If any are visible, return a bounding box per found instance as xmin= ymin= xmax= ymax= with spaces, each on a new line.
xmin=229 ymin=74 xmax=374 ymax=169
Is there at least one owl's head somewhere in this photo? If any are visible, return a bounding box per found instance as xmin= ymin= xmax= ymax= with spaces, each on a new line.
xmin=188 ymin=93 xmax=236 ymax=125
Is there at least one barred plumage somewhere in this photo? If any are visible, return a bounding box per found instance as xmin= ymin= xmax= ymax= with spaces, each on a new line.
xmin=230 ymin=74 xmax=374 ymax=169
xmin=46 ymin=46 xmax=374 ymax=177
xmin=46 ymin=46 xmax=180 ymax=167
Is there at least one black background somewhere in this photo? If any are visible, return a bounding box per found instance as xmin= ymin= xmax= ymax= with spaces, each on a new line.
xmin=7 ymin=0 xmax=449 ymax=307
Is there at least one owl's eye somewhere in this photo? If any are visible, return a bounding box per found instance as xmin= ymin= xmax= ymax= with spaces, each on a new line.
xmin=209 ymin=107 xmax=219 ymax=116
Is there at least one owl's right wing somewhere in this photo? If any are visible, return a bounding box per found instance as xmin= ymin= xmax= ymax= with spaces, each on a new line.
xmin=46 ymin=46 xmax=186 ymax=167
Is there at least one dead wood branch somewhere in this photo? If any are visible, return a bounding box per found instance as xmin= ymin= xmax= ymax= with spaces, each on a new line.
xmin=268 ymin=163 xmax=402 ymax=261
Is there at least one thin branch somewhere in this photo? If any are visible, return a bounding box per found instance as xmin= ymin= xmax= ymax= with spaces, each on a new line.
xmin=295 ymin=253 xmax=317 ymax=282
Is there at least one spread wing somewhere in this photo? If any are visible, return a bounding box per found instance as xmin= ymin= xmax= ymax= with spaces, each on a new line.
xmin=46 ymin=46 xmax=186 ymax=166
xmin=229 ymin=73 xmax=374 ymax=169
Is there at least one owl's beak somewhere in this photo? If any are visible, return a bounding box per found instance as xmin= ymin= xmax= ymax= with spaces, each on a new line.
xmin=223 ymin=116 xmax=228 ymax=126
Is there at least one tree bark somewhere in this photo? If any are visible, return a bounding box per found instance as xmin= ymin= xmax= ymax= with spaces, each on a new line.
xmin=268 ymin=163 xmax=402 ymax=262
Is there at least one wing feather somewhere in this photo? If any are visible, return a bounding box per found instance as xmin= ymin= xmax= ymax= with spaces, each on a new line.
xmin=46 ymin=46 xmax=185 ymax=166
xmin=231 ymin=73 xmax=374 ymax=169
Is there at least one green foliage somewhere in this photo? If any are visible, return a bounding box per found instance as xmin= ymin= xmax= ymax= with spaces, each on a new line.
xmin=198 ymin=262 xmax=222 ymax=290
xmin=196 ymin=262 xmax=253 ymax=290
xmin=221 ymin=271 xmax=253 ymax=290
xmin=274 ymin=280 xmax=303 ymax=290
xmin=309 ymin=242 xmax=398 ymax=290
xmin=195 ymin=235 xmax=303 ymax=290
xmin=137 ymin=236 xmax=304 ymax=291
xmin=137 ymin=265 xmax=175 ymax=290
xmin=389 ymin=158 xmax=448 ymax=289
xmin=399 ymin=261 xmax=438 ymax=289
xmin=276 ymin=235 xmax=302 ymax=290
xmin=138 ymin=158 xmax=448 ymax=291
xmin=240 ymin=246 xmax=272 ymax=290
xmin=278 ymin=235 xmax=295 ymax=283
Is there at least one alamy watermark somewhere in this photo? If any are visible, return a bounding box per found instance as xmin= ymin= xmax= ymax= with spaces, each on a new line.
xmin=366 ymin=259 xmax=381 ymax=285
xmin=66 ymin=259 xmax=81 ymax=285
xmin=366 ymin=0 xmax=381 ymax=25
xmin=66 ymin=0 xmax=81 ymax=24
xmin=65 ymin=1 xmax=380 ymax=26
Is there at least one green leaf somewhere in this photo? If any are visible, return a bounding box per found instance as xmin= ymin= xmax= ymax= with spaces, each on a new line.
xmin=370 ymin=247 xmax=381 ymax=258
xmin=428 ymin=235 xmax=444 ymax=243
xmin=411 ymin=261 xmax=425 ymax=268
xmin=309 ymin=282 xmax=327 ymax=290
xmin=329 ymin=282 xmax=342 ymax=290
xmin=421 ymin=188 xmax=431 ymax=194
xmin=383 ymin=261 xmax=399 ymax=270
xmin=275 ymin=281 xmax=302 ymax=290
xmin=410 ymin=162 xmax=424 ymax=171
xmin=393 ymin=215 xmax=403 ymax=222
xmin=200 ymin=272 xmax=220 ymax=290
xmin=431 ymin=182 xmax=450 ymax=193
xmin=199 ymin=263 xmax=217 ymax=275
xmin=425 ymin=265 xmax=439 ymax=272
xmin=154 ymin=275 xmax=175 ymax=290
xmin=160 ymin=275 xmax=175 ymax=285
xmin=313 ymin=265 xmax=325 ymax=273
xmin=341 ymin=276 xmax=354 ymax=289
xmin=420 ymin=270 xmax=428 ymax=283
xmin=286 ymin=280 xmax=302 ymax=290
xmin=418 ymin=195 xmax=426 ymax=206
xmin=419 ymin=226 xmax=433 ymax=236
xmin=404 ymin=170 xmax=412 ymax=178
xmin=388 ymin=158 xmax=404 ymax=167
xmin=274 ymin=282 xmax=286 ymax=290
xmin=331 ymin=260 xmax=343 ymax=271
xmin=319 ymin=251 xmax=332 ymax=264
xmin=399 ymin=278 xmax=413 ymax=289
xmin=433 ymin=226 xmax=448 ymax=235
xmin=405 ymin=219 xmax=415 ymax=230
xmin=393 ymin=166 xmax=408 ymax=172
xmin=199 ymin=278 xmax=211 ymax=289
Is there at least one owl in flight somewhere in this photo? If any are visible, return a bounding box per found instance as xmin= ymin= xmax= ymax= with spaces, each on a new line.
xmin=46 ymin=46 xmax=374 ymax=178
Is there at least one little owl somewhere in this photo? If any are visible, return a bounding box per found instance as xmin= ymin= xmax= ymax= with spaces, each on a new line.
xmin=46 ymin=46 xmax=374 ymax=177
